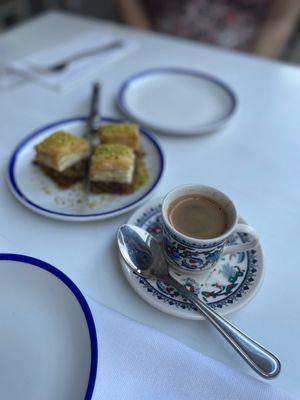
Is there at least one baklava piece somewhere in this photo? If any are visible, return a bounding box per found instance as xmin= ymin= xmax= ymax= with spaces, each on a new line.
xmin=90 ymin=144 xmax=135 ymax=194
xmin=34 ymin=131 xmax=89 ymax=188
xmin=99 ymin=123 xmax=142 ymax=154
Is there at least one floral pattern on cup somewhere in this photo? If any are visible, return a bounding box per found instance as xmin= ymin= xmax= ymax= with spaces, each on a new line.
xmin=163 ymin=222 xmax=224 ymax=249
xmin=162 ymin=223 xmax=226 ymax=271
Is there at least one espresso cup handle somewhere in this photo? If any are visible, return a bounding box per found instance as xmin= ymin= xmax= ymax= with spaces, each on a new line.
xmin=222 ymin=224 xmax=259 ymax=256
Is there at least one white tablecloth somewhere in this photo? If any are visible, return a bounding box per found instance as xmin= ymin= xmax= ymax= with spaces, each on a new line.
xmin=0 ymin=11 xmax=299 ymax=396
xmin=89 ymin=300 xmax=296 ymax=400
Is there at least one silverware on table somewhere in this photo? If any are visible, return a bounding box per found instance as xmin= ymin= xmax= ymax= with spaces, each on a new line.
xmin=86 ymin=82 xmax=101 ymax=191
xmin=117 ymin=224 xmax=281 ymax=379
xmin=30 ymin=40 xmax=124 ymax=73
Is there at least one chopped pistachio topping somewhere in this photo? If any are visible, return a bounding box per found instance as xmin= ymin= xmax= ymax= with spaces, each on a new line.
xmin=93 ymin=144 xmax=133 ymax=158
xmin=101 ymin=123 xmax=138 ymax=138
xmin=35 ymin=131 xmax=87 ymax=153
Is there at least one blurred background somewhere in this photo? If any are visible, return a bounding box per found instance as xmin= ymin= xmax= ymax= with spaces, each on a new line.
xmin=1 ymin=0 xmax=300 ymax=64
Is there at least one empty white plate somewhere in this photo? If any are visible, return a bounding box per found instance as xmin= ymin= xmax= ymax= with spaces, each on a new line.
xmin=0 ymin=254 xmax=97 ymax=400
xmin=118 ymin=68 xmax=237 ymax=135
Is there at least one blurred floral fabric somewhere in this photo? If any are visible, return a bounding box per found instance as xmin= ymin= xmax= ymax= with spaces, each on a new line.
xmin=143 ymin=0 xmax=271 ymax=50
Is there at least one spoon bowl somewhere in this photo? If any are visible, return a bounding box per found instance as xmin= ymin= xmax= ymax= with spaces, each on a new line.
xmin=118 ymin=224 xmax=169 ymax=279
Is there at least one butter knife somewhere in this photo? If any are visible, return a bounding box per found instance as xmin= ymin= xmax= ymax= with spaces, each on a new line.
xmin=86 ymin=82 xmax=101 ymax=191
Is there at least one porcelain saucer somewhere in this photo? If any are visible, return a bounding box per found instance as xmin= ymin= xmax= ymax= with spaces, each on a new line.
xmin=118 ymin=68 xmax=237 ymax=135
xmin=120 ymin=198 xmax=264 ymax=320
xmin=0 ymin=254 xmax=97 ymax=399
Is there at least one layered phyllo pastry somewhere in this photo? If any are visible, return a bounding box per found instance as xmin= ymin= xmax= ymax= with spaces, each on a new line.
xmin=34 ymin=131 xmax=89 ymax=188
xmin=99 ymin=123 xmax=141 ymax=154
xmin=89 ymin=144 xmax=135 ymax=194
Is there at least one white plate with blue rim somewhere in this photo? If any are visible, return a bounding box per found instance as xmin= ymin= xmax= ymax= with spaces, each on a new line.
xmin=0 ymin=253 xmax=97 ymax=399
xmin=7 ymin=116 xmax=164 ymax=221
xmin=119 ymin=198 xmax=264 ymax=320
xmin=118 ymin=67 xmax=237 ymax=136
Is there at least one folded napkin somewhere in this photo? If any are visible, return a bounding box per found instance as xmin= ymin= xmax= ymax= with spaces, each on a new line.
xmin=8 ymin=31 xmax=136 ymax=90
xmin=88 ymin=300 xmax=295 ymax=400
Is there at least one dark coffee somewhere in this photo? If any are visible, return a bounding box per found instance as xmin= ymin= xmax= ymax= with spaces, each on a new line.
xmin=168 ymin=195 xmax=228 ymax=239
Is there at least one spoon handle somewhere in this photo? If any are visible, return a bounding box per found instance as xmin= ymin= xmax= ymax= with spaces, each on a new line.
xmin=166 ymin=275 xmax=281 ymax=379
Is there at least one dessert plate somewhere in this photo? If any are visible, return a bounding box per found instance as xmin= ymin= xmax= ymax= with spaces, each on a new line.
xmin=0 ymin=253 xmax=97 ymax=400
xmin=118 ymin=68 xmax=237 ymax=135
xmin=7 ymin=116 xmax=164 ymax=221
xmin=120 ymin=199 xmax=264 ymax=320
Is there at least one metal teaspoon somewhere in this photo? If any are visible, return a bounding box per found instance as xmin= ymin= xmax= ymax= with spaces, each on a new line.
xmin=117 ymin=224 xmax=281 ymax=379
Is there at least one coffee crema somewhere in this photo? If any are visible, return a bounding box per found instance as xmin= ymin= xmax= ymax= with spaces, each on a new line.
xmin=168 ymin=195 xmax=229 ymax=239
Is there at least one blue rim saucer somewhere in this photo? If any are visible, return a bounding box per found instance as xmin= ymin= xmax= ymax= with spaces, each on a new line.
xmin=0 ymin=253 xmax=97 ymax=399
xmin=118 ymin=67 xmax=237 ymax=135
xmin=120 ymin=198 xmax=264 ymax=320
xmin=7 ymin=116 xmax=164 ymax=221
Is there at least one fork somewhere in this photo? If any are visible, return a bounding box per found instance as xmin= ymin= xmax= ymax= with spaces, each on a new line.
xmin=30 ymin=40 xmax=124 ymax=74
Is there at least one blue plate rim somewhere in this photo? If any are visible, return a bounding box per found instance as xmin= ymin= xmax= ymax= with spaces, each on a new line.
xmin=7 ymin=116 xmax=164 ymax=219
xmin=0 ymin=253 xmax=98 ymax=400
xmin=118 ymin=67 xmax=237 ymax=132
